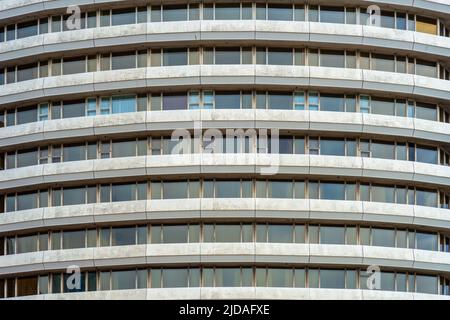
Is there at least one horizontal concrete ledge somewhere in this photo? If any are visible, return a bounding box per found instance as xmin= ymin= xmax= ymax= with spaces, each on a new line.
xmin=1 ymin=243 xmax=450 ymax=276
xmin=0 ymin=154 xmax=449 ymax=190
xmin=0 ymin=0 xmax=449 ymax=23
xmin=0 ymin=66 xmax=449 ymax=106
xmin=0 ymin=110 xmax=449 ymax=148
xmin=10 ymin=287 xmax=450 ymax=300
xmin=0 ymin=199 xmax=447 ymax=234
xmin=1 ymin=21 xmax=450 ymax=62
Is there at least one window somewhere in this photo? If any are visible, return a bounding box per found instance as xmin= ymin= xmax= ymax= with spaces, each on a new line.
xmin=320 ymin=138 xmax=345 ymax=156
xmin=416 ymin=275 xmax=437 ymax=294
xmin=308 ymin=93 xmax=319 ymax=111
xmin=416 ymin=60 xmax=437 ymax=78
xmin=215 ymin=47 xmax=240 ymax=64
xmin=215 ymin=181 xmax=241 ymax=198
xmin=267 ymin=225 xmax=292 ymax=243
xmin=111 ymin=52 xmax=136 ymax=70
xmin=161 ymin=225 xmax=188 ymax=243
xmin=63 ymin=57 xmax=85 ymax=75
xmin=416 ymin=189 xmax=437 ymax=207
xmin=320 ymin=50 xmax=344 ymax=68
xmin=63 ymin=230 xmax=85 ymax=249
xmin=371 ymin=54 xmax=395 ymax=72
xmin=215 ymin=91 xmax=240 ymax=109
xmin=320 ymin=94 xmax=345 ymax=112
xmin=320 ymin=7 xmax=345 ymax=24
xmin=320 ymin=270 xmax=345 ymax=289
xmin=267 ymin=4 xmax=293 ymax=21
xmin=112 ymin=96 xmax=136 ymax=113
xmin=63 ymin=187 xmax=86 ymax=205
xmin=111 ymin=270 xmax=136 ymax=290
xmin=268 ymin=181 xmax=292 ymax=198
xmin=17 ymin=21 xmax=38 ymax=39
xmin=416 ymin=16 xmax=437 ymax=35
xmin=17 ymin=277 xmax=38 ymax=297
xmin=371 ymin=98 xmax=395 ymax=116
xmin=111 ymin=9 xmax=136 ymax=26
xmin=162 ymin=93 xmax=187 ymax=110
xmin=17 ymin=107 xmax=37 ymax=125
xmin=63 ymin=100 xmax=85 ymax=118
xmin=112 ymin=140 xmax=136 ymax=158
xmin=63 ymin=144 xmax=85 ymax=162
xmin=415 ymin=103 xmax=437 ymax=121
xmin=268 ymin=92 xmax=292 ymax=110
xmin=112 ymin=184 xmax=136 ymax=202
xmin=17 ymin=63 xmax=38 ymax=82
xmin=267 ymin=48 xmax=292 ymax=65
xmin=372 ymin=228 xmax=395 ymax=247
xmin=111 ymin=227 xmax=136 ymax=246
xmin=162 ymin=5 xmax=187 ymax=21
xmin=16 ymin=235 xmax=37 ymax=253
xmin=320 ymin=182 xmax=345 ymax=200
xmin=371 ymin=141 xmax=395 ymax=159
xmin=215 ymin=268 xmax=241 ymax=287
xmin=380 ymin=11 xmax=395 ymax=29
xmin=162 ymin=269 xmax=188 ymax=288
xmin=372 ymin=185 xmax=395 ymax=203
xmin=215 ymin=4 xmax=240 ymax=20
xmin=215 ymin=225 xmax=241 ymax=242
xmin=416 ymin=232 xmax=438 ymax=251
xmin=267 ymin=269 xmax=293 ymax=287
xmin=416 ymin=145 xmax=437 ymax=164
xmin=17 ymin=192 xmax=37 ymax=211
xmin=17 ymin=149 xmax=38 ymax=167
xmin=163 ymin=49 xmax=187 ymax=66
xmin=163 ymin=181 xmax=188 ymax=199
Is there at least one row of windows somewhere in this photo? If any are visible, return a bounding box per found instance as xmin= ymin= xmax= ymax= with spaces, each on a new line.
xmin=1 ymin=136 xmax=446 ymax=171
xmin=1 ymin=91 xmax=447 ymax=129
xmin=1 ymin=47 xmax=448 ymax=85
xmin=2 ymin=180 xmax=447 ymax=213
xmin=1 ymin=223 xmax=446 ymax=256
xmin=0 ymin=267 xmax=444 ymax=298
xmin=1 ymin=2 xmax=447 ymax=44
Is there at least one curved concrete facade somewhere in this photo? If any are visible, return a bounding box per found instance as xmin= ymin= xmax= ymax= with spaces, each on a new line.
xmin=1 ymin=0 xmax=450 ymax=300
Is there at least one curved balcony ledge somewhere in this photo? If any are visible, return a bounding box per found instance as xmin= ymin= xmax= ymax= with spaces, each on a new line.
xmin=1 ymin=243 xmax=450 ymax=276
xmin=0 ymin=110 xmax=448 ymax=149
xmin=0 ymin=154 xmax=448 ymax=191
xmin=10 ymin=287 xmax=450 ymax=300
xmin=1 ymin=66 xmax=449 ymax=107
xmin=1 ymin=21 xmax=450 ymax=62
xmin=0 ymin=199 xmax=448 ymax=237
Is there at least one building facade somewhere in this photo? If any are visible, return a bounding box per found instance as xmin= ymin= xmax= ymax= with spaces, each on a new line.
xmin=0 ymin=0 xmax=450 ymax=299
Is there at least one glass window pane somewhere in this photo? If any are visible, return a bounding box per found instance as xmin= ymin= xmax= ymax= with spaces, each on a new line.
xmin=63 ymin=230 xmax=85 ymax=249
xmin=267 ymin=225 xmax=292 ymax=243
xmin=372 ymin=228 xmax=395 ymax=247
xmin=320 ymin=182 xmax=345 ymax=200
xmin=320 ymin=94 xmax=345 ymax=112
xmin=320 ymin=226 xmax=345 ymax=244
xmin=112 ymin=227 xmax=136 ymax=246
xmin=163 ymin=49 xmax=187 ymax=66
xmin=268 ymin=4 xmax=292 ymax=21
xmin=112 ymin=184 xmax=135 ymax=202
xmin=162 ymin=225 xmax=188 ymax=243
xmin=111 ymin=270 xmax=136 ymax=290
xmin=162 ymin=269 xmax=188 ymax=288
xmin=320 ymin=270 xmax=345 ymax=289
xmin=163 ymin=5 xmax=187 ymax=21
xmin=111 ymin=9 xmax=136 ymax=26
xmin=320 ymin=7 xmax=345 ymax=24
xmin=320 ymin=138 xmax=345 ymax=156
